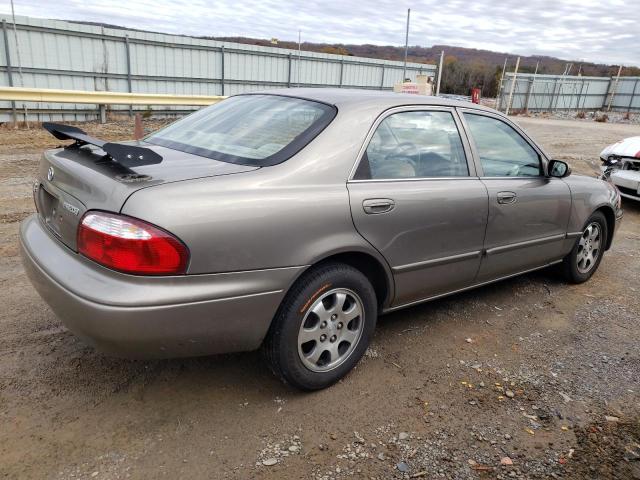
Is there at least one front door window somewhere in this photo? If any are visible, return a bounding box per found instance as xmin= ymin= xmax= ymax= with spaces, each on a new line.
xmin=463 ymin=113 xmax=541 ymax=177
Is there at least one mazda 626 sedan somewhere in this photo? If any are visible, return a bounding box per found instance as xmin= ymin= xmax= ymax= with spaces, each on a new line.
xmin=20 ymin=89 xmax=622 ymax=390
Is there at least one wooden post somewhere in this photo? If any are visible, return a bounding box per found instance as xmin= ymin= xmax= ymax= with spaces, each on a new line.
xmin=134 ymin=113 xmax=143 ymax=140
xmin=607 ymin=65 xmax=622 ymax=112
xmin=552 ymin=72 xmax=567 ymax=111
xmin=495 ymin=57 xmax=508 ymax=111
xmin=505 ymin=56 xmax=520 ymax=116
xmin=628 ymin=78 xmax=639 ymax=112
xmin=581 ymin=82 xmax=590 ymax=110
xmin=576 ymin=79 xmax=586 ymax=111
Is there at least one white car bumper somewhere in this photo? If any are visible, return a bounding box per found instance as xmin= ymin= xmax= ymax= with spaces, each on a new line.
xmin=603 ymin=168 xmax=640 ymax=201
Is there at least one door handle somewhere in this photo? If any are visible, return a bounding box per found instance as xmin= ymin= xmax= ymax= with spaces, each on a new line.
xmin=362 ymin=198 xmax=395 ymax=214
xmin=497 ymin=191 xmax=517 ymax=205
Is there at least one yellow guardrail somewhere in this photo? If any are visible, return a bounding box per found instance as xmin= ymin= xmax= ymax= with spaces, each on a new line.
xmin=0 ymin=86 xmax=227 ymax=105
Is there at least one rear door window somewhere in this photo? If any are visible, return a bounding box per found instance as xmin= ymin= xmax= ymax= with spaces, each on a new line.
xmin=354 ymin=111 xmax=469 ymax=180
xmin=147 ymin=95 xmax=336 ymax=166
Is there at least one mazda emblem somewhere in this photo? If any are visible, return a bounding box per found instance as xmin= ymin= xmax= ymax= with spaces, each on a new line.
xmin=47 ymin=167 xmax=54 ymax=182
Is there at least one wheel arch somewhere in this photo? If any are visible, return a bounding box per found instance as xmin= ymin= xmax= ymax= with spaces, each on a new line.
xmin=288 ymin=249 xmax=395 ymax=310
xmin=594 ymin=205 xmax=616 ymax=250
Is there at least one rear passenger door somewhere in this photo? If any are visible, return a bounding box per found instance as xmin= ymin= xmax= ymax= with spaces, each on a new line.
xmin=347 ymin=107 xmax=488 ymax=307
xmin=460 ymin=110 xmax=571 ymax=281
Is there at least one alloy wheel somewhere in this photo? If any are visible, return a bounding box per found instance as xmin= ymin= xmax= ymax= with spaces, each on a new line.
xmin=297 ymin=288 xmax=365 ymax=372
xmin=576 ymin=222 xmax=601 ymax=274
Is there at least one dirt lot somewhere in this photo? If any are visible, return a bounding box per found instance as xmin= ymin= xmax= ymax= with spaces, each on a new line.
xmin=0 ymin=117 xmax=639 ymax=480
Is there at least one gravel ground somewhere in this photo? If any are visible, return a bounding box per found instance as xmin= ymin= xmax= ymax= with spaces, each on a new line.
xmin=518 ymin=111 xmax=640 ymax=125
xmin=0 ymin=116 xmax=639 ymax=479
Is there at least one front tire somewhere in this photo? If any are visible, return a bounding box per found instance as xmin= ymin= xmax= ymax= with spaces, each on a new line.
xmin=561 ymin=211 xmax=608 ymax=283
xmin=263 ymin=262 xmax=377 ymax=390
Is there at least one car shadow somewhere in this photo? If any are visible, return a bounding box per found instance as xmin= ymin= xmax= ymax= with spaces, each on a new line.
xmin=622 ymin=198 xmax=640 ymax=214
xmin=377 ymin=266 xmax=563 ymax=329
xmin=31 ymin=265 xmax=566 ymax=406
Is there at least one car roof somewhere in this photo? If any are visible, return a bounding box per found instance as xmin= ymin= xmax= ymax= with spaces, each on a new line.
xmin=246 ymin=87 xmax=496 ymax=114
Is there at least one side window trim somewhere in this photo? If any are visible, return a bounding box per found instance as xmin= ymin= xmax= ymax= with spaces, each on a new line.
xmin=348 ymin=106 xmax=478 ymax=182
xmin=457 ymin=108 xmax=550 ymax=178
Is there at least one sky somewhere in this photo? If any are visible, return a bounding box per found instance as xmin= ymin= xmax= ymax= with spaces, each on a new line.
xmin=2 ymin=0 xmax=639 ymax=66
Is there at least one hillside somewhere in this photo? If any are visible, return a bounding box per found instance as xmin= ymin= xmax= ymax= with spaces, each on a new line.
xmin=215 ymin=36 xmax=634 ymax=76
xmin=214 ymin=36 xmax=640 ymax=96
xmin=67 ymin=19 xmax=638 ymax=97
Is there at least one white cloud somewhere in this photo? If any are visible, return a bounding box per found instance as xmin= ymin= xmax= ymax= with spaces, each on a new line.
xmin=2 ymin=0 xmax=639 ymax=66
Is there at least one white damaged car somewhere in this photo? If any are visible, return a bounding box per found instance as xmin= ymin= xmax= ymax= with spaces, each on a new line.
xmin=600 ymin=136 xmax=640 ymax=201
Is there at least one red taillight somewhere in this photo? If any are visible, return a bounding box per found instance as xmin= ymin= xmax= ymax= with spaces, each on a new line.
xmin=77 ymin=211 xmax=189 ymax=275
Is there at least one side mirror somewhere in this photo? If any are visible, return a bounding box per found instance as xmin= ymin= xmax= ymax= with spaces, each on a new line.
xmin=548 ymin=159 xmax=571 ymax=178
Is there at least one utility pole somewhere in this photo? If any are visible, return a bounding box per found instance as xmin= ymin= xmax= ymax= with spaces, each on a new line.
xmin=402 ymin=9 xmax=410 ymax=81
xmin=435 ymin=50 xmax=444 ymax=96
xmin=505 ymin=56 xmax=520 ymax=116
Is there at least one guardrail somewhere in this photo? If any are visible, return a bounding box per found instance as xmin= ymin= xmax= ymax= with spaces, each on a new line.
xmin=0 ymin=86 xmax=226 ymax=105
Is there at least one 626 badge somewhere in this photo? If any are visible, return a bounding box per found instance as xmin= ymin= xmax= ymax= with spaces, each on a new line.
xmin=62 ymin=201 xmax=80 ymax=216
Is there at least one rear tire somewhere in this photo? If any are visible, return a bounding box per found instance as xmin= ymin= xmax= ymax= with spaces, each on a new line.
xmin=263 ymin=262 xmax=377 ymax=391
xmin=561 ymin=211 xmax=608 ymax=284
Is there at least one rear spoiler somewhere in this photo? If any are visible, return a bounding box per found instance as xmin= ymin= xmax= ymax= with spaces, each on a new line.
xmin=42 ymin=122 xmax=162 ymax=168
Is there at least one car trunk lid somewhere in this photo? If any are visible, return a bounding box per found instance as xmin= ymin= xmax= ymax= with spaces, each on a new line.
xmin=35 ymin=142 xmax=258 ymax=251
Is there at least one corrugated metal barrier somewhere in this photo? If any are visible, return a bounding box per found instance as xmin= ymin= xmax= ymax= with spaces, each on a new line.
xmin=498 ymin=72 xmax=640 ymax=113
xmin=0 ymin=14 xmax=436 ymax=122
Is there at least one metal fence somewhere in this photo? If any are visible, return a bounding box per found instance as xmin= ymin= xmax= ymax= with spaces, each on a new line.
xmin=0 ymin=14 xmax=436 ymax=122
xmin=497 ymin=72 xmax=640 ymax=113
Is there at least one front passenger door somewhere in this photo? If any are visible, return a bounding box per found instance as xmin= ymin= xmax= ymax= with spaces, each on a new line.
xmin=461 ymin=111 xmax=571 ymax=281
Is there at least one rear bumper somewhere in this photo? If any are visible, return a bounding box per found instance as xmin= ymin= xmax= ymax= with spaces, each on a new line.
xmin=20 ymin=214 xmax=303 ymax=358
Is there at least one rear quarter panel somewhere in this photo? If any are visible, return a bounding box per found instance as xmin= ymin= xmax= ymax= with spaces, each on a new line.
xmin=122 ymin=172 xmax=376 ymax=274
xmin=121 ymin=104 xmax=393 ymax=280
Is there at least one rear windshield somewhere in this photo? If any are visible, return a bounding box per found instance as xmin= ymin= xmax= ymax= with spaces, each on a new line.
xmin=146 ymin=94 xmax=336 ymax=166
